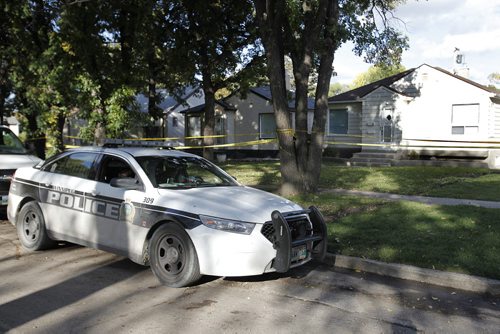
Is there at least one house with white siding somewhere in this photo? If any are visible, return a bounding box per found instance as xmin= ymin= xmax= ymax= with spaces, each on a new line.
xmin=327 ymin=64 xmax=500 ymax=164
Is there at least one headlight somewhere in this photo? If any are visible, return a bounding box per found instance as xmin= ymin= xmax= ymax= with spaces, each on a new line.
xmin=199 ymin=215 xmax=256 ymax=235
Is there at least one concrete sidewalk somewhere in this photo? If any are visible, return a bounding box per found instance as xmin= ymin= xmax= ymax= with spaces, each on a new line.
xmin=324 ymin=254 xmax=500 ymax=296
xmin=323 ymin=188 xmax=500 ymax=209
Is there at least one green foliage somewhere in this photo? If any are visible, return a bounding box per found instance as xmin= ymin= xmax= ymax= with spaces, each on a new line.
xmin=351 ymin=63 xmax=406 ymax=89
xmin=2 ymin=0 xmax=411 ymax=160
xmin=488 ymin=72 xmax=500 ymax=90
xmin=105 ymin=86 xmax=142 ymax=138
xmin=328 ymin=82 xmax=350 ymax=97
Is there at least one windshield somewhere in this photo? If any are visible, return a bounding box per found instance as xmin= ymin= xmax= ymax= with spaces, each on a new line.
xmin=0 ymin=128 xmax=27 ymax=154
xmin=135 ymin=156 xmax=238 ymax=189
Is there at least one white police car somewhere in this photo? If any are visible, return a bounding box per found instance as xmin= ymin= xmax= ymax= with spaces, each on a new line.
xmin=7 ymin=142 xmax=326 ymax=287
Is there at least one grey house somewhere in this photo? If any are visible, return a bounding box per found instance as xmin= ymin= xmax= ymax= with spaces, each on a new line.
xmin=182 ymin=86 xmax=314 ymax=158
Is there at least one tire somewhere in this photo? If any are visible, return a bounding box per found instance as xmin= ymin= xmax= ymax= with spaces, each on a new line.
xmin=149 ymin=223 xmax=201 ymax=288
xmin=17 ymin=202 xmax=55 ymax=251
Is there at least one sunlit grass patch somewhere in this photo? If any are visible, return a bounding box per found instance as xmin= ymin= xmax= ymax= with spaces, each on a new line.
xmin=223 ymin=160 xmax=500 ymax=201
xmin=292 ymin=194 xmax=500 ymax=280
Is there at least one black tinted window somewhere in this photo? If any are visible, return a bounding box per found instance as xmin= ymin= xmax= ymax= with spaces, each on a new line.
xmin=98 ymin=155 xmax=136 ymax=183
xmin=44 ymin=152 xmax=98 ymax=179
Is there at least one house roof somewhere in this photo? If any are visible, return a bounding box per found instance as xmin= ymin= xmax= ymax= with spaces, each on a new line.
xmin=328 ymin=68 xmax=415 ymax=102
xmin=181 ymin=99 xmax=236 ymax=114
xmin=136 ymin=85 xmax=204 ymax=114
xmin=329 ymin=64 xmax=498 ymax=103
xmin=248 ymin=86 xmax=316 ymax=110
xmin=182 ymin=85 xmax=315 ymax=115
xmin=432 ymin=66 xmax=498 ymax=94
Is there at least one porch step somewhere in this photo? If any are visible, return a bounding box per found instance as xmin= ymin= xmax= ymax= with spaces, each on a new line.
xmin=350 ymin=151 xmax=398 ymax=167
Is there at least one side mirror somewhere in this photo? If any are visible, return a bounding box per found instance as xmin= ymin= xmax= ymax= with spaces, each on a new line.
xmin=110 ymin=177 xmax=142 ymax=190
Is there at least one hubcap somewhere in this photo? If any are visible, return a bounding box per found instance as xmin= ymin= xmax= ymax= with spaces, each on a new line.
xmin=24 ymin=211 xmax=40 ymax=241
xmin=157 ymin=235 xmax=185 ymax=275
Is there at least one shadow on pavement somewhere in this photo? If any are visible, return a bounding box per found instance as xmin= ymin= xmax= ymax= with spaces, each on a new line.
xmin=0 ymin=259 xmax=146 ymax=332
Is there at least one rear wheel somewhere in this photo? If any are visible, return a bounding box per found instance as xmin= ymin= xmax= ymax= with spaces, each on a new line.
xmin=17 ymin=202 xmax=55 ymax=251
xmin=149 ymin=223 xmax=201 ymax=288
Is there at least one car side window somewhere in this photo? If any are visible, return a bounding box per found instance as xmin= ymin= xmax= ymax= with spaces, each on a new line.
xmin=43 ymin=152 xmax=98 ymax=180
xmin=98 ymin=155 xmax=136 ymax=184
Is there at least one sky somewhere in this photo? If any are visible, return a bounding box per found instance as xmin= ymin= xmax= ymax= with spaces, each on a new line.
xmin=332 ymin=0 xmax=500 ymax=86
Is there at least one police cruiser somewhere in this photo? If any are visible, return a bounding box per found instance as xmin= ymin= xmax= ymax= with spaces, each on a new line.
xmin=7 ymin=141 xmax=327 ymax=287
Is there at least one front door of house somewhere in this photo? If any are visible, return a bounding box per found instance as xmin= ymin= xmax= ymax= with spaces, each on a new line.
xmin=380 ymin=107 xmax=394 ymax=143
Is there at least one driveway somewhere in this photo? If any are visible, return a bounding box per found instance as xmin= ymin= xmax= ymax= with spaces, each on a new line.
xmin=1 ymin=219 xmax=499 ymax=333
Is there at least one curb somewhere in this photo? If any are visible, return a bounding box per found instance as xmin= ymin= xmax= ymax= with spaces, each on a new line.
xmin=323 ymin=253 xmax=500 ymax=296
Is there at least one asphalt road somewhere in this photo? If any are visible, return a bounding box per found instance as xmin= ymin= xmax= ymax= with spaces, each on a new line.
xmin=1 ymin=218 xmax=499 ymax=333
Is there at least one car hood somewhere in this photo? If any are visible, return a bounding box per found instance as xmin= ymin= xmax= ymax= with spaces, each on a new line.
xmin=0 ymin=154 xmax=41 ymax=170
xmin=156 ymin=186 xmax=302 ymax=223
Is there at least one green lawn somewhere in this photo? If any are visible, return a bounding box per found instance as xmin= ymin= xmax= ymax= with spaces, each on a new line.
xmin=293 ymin=194 xmax=500 ymax=280
xmin=221 ymin=161 xmax=500 ymax=279
xmin=223 ymin=162 xmax=500 ymax=201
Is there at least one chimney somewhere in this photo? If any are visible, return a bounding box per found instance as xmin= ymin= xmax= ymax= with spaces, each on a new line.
xmin=453 ymin=47 xmax=469 ymax=78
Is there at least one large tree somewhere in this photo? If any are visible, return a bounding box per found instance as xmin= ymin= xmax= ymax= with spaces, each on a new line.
xmin=5 ymin=0 xmax=60 ymax=158
xmin=0 ymin=0 xmax=15 ymax=126
xmin=59 ymin=0 xmax=151 ymax=145
xmin=254 ymin=0 xmax=408 ymax=194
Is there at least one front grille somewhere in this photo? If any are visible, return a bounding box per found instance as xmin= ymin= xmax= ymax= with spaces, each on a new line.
xmin=287 ymin=215 xmax=312 ymax=240
xmin=261 ymin=214 xmax=312 ymax=243
xmin=261 ymin=222 xmax=275 ymax=242
xmin=0 ymin=169 xmax=16 ymax=177
xmin=0 ymin=169 xmax=16 ymax=194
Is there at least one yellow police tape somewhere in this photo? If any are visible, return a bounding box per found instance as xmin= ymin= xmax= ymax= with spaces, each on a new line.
xmin=41 ymin=131 xmax=500 ymax=150
xmin=177 ymin=138 xmax=277 ymax=150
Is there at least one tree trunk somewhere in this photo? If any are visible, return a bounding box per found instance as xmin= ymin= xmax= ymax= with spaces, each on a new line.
xmin=55 ymin=111 xmax=66 ymax=153
xmin=308 ymin=0 xmax=338 ymax=190
xmin=0 ymin=88 xmax=5 ymax=126
xmin=255 ymin=0 xmax=303 ymax=195
xmin=202 ymin=79 xmax=215 ymax=161
xmin=255 ymin=0 xmax=338 ymax=194
xmin=94 ymin=100 xmax=106 ymax=146
xmin=27 ymin=111 xmax=45 ymax=159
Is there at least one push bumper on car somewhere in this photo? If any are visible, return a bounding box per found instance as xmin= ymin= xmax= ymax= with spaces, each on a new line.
xmin=270 ymin=206 xmax=327 ymax=272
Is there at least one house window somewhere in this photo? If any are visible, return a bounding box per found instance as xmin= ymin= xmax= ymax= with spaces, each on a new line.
xmin=451 ymin=104 xmax=479 ymax=135
xmin=259 ymin=113 xmax=276 ymax=139
xmin=215 ymin=116 xmax=225 ymax=144
xmin=328 ymin=109 xmax=348 ymax=135
xmin=187 ymin=116 xmax=201 ymax=137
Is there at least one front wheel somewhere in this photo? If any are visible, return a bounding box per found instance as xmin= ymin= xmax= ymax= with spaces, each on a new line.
xmin=149 ymin=223 xmax=201 ymax=288
xmin=17 ymin=202 xmax=55 ymax=251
